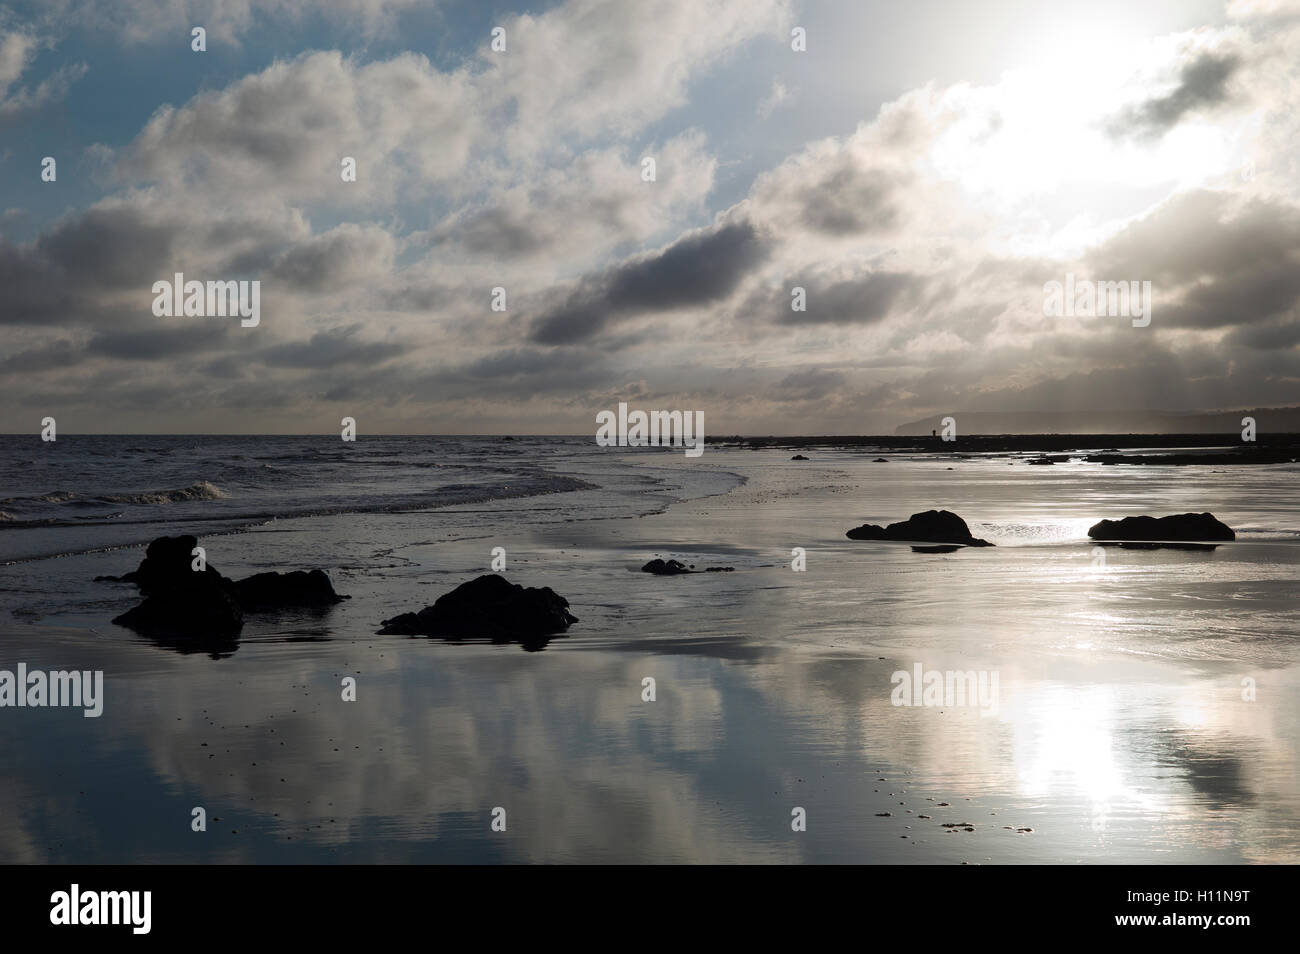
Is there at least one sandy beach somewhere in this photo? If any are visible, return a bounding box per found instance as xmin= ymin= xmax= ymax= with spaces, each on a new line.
xmin=3 ymin=438 xmax=1297 ymax=863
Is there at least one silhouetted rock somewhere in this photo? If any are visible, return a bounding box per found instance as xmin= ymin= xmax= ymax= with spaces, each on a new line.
xmin=642 ymin=558 xmax=693 ymax=575
xmin=911 ymin=544 xmax=962 ymax=554
xmin=378 ymin=575 xmax=577 ymax=641
xmin=846 ymin=510 xmax=994 ymax=547
xmin=1087 ymin=512 xmax=1235 ymax=542
xmin=641 ymin=558 xmax=735 ymax=574
xmin=791 ymin=454 xmax=809 ymax=460
xmin=112 ymin=582 xmax=243 ymax=638
xmin=873 ymin=457 xmax=889 ymax=462
xmin=110 ymin=536 xmax=348 ymax=640
xmin=232 ymin=570 xmax=349 ymax=610
xmin=120 ymin=534 xmax=224 ymax=593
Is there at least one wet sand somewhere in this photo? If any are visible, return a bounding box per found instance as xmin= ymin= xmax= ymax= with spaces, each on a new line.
xmin=2 ymin=448 xmax=1298 ymax=862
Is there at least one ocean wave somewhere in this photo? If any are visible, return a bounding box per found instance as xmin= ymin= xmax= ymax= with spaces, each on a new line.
xmin=0 ymin=481 xmax=229 ymax=508
xmin=98 ymin=481 xmax=229 ymax=505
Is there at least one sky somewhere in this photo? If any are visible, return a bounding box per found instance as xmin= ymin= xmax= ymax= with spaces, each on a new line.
xmin=1 ymin=0 xmax=1298 ymax=434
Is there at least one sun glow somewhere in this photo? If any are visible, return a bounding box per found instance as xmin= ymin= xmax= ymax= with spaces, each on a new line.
xmin=923 ymin=32 xmax=1253 ymax=258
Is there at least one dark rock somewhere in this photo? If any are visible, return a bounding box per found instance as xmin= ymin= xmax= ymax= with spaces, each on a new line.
xmin=1087 ymin=512 xmax=1235 ymax=543
xmin=232 ymin=570 xmax=348 ymax=610
xmin=112 ymin=535 xmax=241 ymax=642
xmin=112 ymin=582 xmax=243 ymax=639
xmin=642 ymin=558 xmax=693 ymax=575
xmin=911 ymin=544 xmax=963 ymax=554
xmin=378 ymin=575 xmax=577 ymax=644
xmin=873 ymin=457 xmax=889 ymax=462
xmin=110 ymin=536 xmax=348 ymax=646
xmin=642 ymin=559 xmax=735 ymax=574
xmin=120 ymin=534 xmax=224 ymax=593
xmin=847 ymin=510 xmax=994 ymax=547
xmin=1026 ymin=456 xmax=1054 ymax=465
xmin=791 ymin=454 xmax=809 ymax=460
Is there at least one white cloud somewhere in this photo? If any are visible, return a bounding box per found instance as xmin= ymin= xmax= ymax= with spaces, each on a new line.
xmin=0 ymin=29 xmax=84 ymax=118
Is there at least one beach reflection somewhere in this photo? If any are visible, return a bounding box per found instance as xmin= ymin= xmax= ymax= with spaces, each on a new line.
xmin=1 ymin=620 xmax=1295 ymax=863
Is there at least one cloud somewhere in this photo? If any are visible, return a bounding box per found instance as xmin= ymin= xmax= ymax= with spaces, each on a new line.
xmin=114 ymin=51 xmax=482 ymax=205
xmin=529 ymin=219 xmax=770 ymax=345
xmin=0 ymin=29 xmax=84 ymax=119
xmin=750 ymin=126 xmax=914 ymax=239
xmin=258 ymin=325 xmax=405 ymax=369
xmin=268 ymin=224 xmax=397 ymax=292
xmin=87 ymin=325 xmax=232 ymax=360
xmin=36 ymin=203 xmax=177 ymax=289
xmin=429 ymin=132 xmax=717 ymax=265
xmin=774 ymin=368 xmax=846 ymax=400
xmin=757 ymin=79 xmax=791 ymax=118
xmin=44 ymin=0 xmax=434 ymax=46
xmin=489 ymin=0 xmax=790 ymax=155
xmin=5 ymin=0 xmax=1300 ymax=433
xmin=1088 ymin=190 xmax=1300 ymax=333
xmin=777 ymin=272 xmax=920 ymax=326
xmin=1228 ymin=0 xmax=1300 ymax=20
xmin=1110 ymin=50 xmax=1241 ymax=139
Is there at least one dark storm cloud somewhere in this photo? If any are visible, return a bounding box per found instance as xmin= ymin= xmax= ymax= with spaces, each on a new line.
xmin=529 ymin=220 xmax=770 ymax=345
xmin=1088 ymin=191 xmax=1300 ymax=333
xmin=87 ymin=324 xmax=231 ymax=360
xmin=1 ymin=204 xmax=181 ymax=327
xmin=777 ymin=271 xmax=919 ymax=325
xmin=0 ymin=338 xmax=80 ymax=373
xmin=1164 ymin=256 xmax=1300 ymax=331
xmin=36 ymin=205 xmax=175 ymax=289
xmin=258 ymin=326 xmax=405 ymax=369
xmin=1224 ymin=317 xmax=1300 ymax=350
xmin=1110 ymin=51 xmax=1240 ymax=139
xmin=0 ymin=241 xmax=75 ymax=324
xmin=464 ymin=348 xmax=587 ymax=379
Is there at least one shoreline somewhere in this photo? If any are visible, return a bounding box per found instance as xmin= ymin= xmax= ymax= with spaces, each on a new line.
xmin=717 ymin=432 xmax=1300 ymax=461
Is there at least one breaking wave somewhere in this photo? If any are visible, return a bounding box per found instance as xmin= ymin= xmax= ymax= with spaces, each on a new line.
xmin=1 ymin=481 xmax=228 ymax=508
